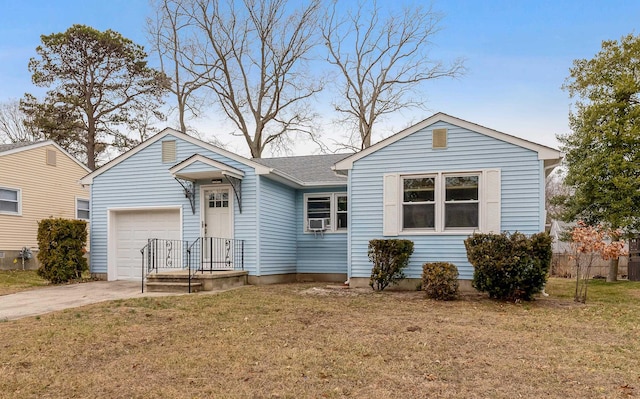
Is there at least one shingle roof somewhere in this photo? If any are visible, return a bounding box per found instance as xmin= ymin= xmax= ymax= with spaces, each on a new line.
xmin=254 ymin=153 xmax=351 ymax=185
xmin=0 ymin=141 xmax=39 ymax=153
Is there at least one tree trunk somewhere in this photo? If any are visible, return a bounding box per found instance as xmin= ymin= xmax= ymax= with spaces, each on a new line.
xmin=607 ymin=257 xmax=619 ymax=282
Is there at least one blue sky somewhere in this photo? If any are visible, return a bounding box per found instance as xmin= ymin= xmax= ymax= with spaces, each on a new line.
xmin=0 ymin=0 xmax=638 ymax=156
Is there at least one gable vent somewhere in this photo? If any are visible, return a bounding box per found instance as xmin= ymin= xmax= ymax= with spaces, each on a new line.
xmin=432 ymin=129 xmax=447 ymax=149
xmin=46 ymin=149 xmax=57 ymax=166
xmin=162 ymin=140 xmax=177 ymax=163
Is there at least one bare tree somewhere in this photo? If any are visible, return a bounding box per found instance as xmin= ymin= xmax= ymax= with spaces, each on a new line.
xmin=184 ymin=0 xmax=323 ymax=158
xmin=322 ymin=1 xmax=465 ymax=149
xmin=0 ymin=100 xmax=41 ymax=143
xmin=147 ymin=0 xmax=211 ymax=134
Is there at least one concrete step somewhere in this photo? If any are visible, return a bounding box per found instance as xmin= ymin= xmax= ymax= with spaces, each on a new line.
xmin=145 ymin=281 xmax=203 ymax=293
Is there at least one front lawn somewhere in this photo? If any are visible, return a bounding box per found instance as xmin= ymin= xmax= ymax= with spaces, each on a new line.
xmin=1 ymin=278 xmax=639 ymax=398
xmin=0 ymin=270 xmax=49 ymax=296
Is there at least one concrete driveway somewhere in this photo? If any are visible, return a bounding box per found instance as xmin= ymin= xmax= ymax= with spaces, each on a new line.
xmin=0 ymin=281 xmax=184 ymax=321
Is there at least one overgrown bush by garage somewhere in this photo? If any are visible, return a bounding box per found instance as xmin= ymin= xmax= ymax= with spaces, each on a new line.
xmin=37 ymin=218 xmax=88 ymax=283
xmin=368 ymin=239 xmax=414 ymax=291
xmin=422 ymin=262 xmax=459 ymax=300
xmin=464 ymin=232 xmax=552 ymax=301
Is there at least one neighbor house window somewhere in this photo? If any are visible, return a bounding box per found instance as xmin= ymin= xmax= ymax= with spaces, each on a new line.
xmin=401 ymin=173 xmax=480 ymax=232
xmin=304 ymin=193 xmax=347 ymax=233
xmin=0 ymin=187 xmax=20 ymax=215
xmin=76 ymin=198 xmax=90 ymax=220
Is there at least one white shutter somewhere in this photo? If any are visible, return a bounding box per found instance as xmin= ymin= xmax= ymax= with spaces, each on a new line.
xmin=483 ymin=169 xmax=501 ymax=233
xmin=383 ymin=173 xmax=399 ymax=236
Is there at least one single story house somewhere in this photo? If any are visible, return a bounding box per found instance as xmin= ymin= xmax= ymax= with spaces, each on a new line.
xmin=0 ymin=141 xmax=91 ymax=270
xmin=80 ymin=113 xmax=562 ymax=287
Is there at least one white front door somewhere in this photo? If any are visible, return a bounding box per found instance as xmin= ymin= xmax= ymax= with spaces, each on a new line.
xmin=202 ymin=187 xmax=234 ymax=270
xmin=203 ymin=187 xmax=232 ymax=238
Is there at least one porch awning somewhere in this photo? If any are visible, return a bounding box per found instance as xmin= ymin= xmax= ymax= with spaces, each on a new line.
xmin=169 ymin=154 xmax=245 ymax=214
xmin=169 ymin=154 xmax=245 ymax=181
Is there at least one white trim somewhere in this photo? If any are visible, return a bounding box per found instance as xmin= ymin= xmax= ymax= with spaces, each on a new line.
xmin=303 ymin=192 xmax=348 ymax=234
xmin=0 ymin=186 xmax=21 ymax=216
xmin=334 ymin=112 xmax=563 ymax=171
xmin=80 ymin=128 xmax=270 ymax=184
xmin=199 ymin=184 xmax=234 ymax=239
xmin=0 ymin=141 xmax=90 ymax=172
xmin=75 ymin=196 xmax=90 ymax=220
xmin=107 ymin=205 xmax=183 ymax=281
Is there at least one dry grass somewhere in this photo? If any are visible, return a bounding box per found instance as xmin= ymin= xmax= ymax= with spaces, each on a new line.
xmin=1 ymin=278 xmax=639 ymax=398
xmin=0 ymin=270 xmax=49 ymax=296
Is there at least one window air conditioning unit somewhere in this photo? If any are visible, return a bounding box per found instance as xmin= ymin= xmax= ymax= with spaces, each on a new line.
xmin=308 ymin=218 xmax=326 ymax=231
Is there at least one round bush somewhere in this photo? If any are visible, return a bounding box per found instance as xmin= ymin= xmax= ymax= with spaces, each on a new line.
xmin=422 ymin=262 xmax=459 ymax=300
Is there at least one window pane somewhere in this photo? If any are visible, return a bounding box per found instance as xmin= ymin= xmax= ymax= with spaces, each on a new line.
xmin=445 ymin=203 xmax=479 ymax=228
xmin=403 ymin=203 xmax=434 ymax=228
xmin=445 ymin=176 xmax=478 ymax=201
xmin=337 ymin=196 xmax=347 ymax=212
xmin=0 ymin=189 xmax=17 ymax=201
xmin=78 ymin=209 xmax=90 ymax=219
xmin=403 ymin=178 xmax=435 ymax=202
xmin=337 ymin=213 xmax=347 ymax=229
xmin=0 ymin=201 xmax=18 ymax=213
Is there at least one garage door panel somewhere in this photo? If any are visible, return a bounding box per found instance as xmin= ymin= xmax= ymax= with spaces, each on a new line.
xmin=112 ymin=209 xmax=180 ymax=281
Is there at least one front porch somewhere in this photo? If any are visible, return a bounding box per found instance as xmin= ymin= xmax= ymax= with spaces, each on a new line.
xmin=145 ymin=270 xmax=248 ymax=293
xmin=141 ymin=237 xmax=246 ymax=293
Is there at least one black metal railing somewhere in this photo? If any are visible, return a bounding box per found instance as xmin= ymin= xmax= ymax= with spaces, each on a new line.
xmin=140 ymin=238 xmax=188 ymax=293
xmin=141 ymin=237 xmax=244 ymax=293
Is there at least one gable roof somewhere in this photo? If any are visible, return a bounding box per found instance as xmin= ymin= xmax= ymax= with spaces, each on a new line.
xmin=0 ymin=140 xmax=90 ymax=172
xmin=254 ymin=154 xmax=349 ymax=186
xmin=80 ymin=127 xmax=350 ymax=187
xmin=333 ymin=112 xmax=563 ymax=171
xmin=80 ymin=128 xmax=271 ymax=184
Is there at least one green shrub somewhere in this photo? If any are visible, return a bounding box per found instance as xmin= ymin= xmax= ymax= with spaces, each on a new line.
xmin=422 ymin=262 xmax=459 ymax=300
xmin=37 ymin=218 xmax=88 ymax=284
xmin=464 ymin=232 xmax=552 ymax=301
xmin=368 ymin=239 xmax=414 ymax=291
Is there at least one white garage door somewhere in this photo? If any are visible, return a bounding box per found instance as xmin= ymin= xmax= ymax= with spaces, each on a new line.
xmin=112 ymin=209 xmax=181 ymax=280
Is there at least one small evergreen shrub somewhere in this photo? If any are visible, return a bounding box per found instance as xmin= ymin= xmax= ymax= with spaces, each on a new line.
xmin=465 ymin=232 xmax=552 ymax=301
xmin=368 ymin=239 xmax=414 ymax=291
xmin=422 ymin=262 xmax=459 ymax=300
xmin=37 ymin=218 xmax=88 ymax=283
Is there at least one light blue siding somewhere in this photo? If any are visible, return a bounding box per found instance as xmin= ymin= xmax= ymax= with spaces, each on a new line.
xmin=257 ymin=177 xmax=297 ymax=275
xmin=90 ymin=135 xmax=258 ymax=275
xmin=349 ymin=121 xmax=544 ymax=280
xmin=296 ymin=187 xmax=348 ymax=274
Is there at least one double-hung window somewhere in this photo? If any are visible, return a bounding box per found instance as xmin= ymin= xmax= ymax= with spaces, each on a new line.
xmin=402 ymin=177 xmax=435 ymax=229
xmin=76 ymin=198 xmax=90 ymax=220
xmin=305 ymin=193 xmax=348 ymax=233
xmin=0 ymin=187 xmax=20 ymax=215
xmin=444 ymin=175 xmax=479 ymax=229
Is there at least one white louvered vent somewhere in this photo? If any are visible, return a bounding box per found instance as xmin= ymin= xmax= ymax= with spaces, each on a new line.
xmin=432 ymin=128 xmax=447 ymax=149
xmin=162 ymin=140 xmax=177 ymax=163
xmin=46 ymin=149 xmax=57 ymax=166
